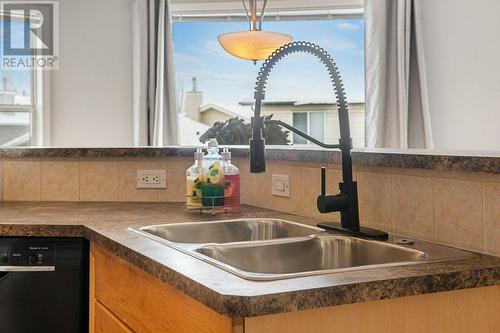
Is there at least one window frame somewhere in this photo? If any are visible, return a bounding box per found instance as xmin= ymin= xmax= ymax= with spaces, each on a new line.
xmin=172 ymin=11 xmax=363 ymax=23
xmin=172 ymin=6 xmax=364 ymax=147
xmin=171 ymin=0 xmax=363 ymax=21
xmin=0 ymin=10 xmax=47 ymax=147
xmin=291 ymin=111 xmax=325 ymax=146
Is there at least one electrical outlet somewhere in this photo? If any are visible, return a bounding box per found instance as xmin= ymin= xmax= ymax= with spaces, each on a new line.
xmin=272 ymin=174 xmax=290 ymax=198
xmin=136 ymin=170 xmax=167 ymax=189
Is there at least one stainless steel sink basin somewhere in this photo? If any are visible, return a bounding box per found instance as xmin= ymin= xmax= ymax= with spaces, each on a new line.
xmin=132 ymin=219 xmax=323 ymax=245
xmin=196 ymin=235 xmax=474 ymax=280
xmin=197 ymin=236 xmax=424 ymax=274
xmin=130 ymin=219 xmax=475 ymax=281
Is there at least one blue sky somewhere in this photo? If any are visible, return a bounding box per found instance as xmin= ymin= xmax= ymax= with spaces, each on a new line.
xmin=173 ymin=18 xmax=365 ymax=107
xmin=2 ymin=18 xmax=365 ymax=106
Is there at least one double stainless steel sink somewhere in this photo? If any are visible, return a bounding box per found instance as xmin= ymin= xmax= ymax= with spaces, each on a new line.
xmin=141 ymin=219 xmax=321 ymax=244
xmin=130 ymin=219 xmax=474 ymax=281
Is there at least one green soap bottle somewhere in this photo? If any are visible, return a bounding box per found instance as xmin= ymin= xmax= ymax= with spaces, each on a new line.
xmin=201 ymin=183 xmax=224 ymax=207
xmin=201 ymin=139 xmax=225 ymax=207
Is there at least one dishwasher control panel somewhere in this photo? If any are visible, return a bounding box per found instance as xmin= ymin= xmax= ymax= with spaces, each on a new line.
xmin=0 ymin=239 xmax=56 ymax=266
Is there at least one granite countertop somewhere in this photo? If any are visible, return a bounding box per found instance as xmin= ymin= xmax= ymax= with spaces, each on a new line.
xmin=0 ymin=202 xmax=499 ymax=317
xmin=0 ymin=147 xmax=498 ymax=174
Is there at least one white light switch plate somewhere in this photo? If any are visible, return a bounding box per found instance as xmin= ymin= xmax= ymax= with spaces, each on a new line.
xmin=136 ymin=170 xmax=167 ymax=188
xmin=272 ymin=174 xmax=290 ymax=197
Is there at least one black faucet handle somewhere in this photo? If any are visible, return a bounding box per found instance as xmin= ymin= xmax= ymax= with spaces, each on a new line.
xmin=320 ymin=167 xmax=326 ymax=196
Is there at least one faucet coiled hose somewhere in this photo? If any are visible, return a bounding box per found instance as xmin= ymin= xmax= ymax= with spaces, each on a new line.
xmin=253 ymin=41 xmax=349 ymax=132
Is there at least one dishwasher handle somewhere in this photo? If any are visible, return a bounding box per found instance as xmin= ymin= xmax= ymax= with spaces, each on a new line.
xmin=0 ymin=266 xmax=55 ymax=272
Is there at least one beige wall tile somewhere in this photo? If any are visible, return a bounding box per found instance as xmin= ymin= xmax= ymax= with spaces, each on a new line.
xmin=434 ymin=178 xmax=484 ymax=251
xmin=300 ymin=167 xmax=341 ymax=222
xmin=249 ymin=162 xmax=301 ymax=215
xmin=244 ymin=172 xmax=267 ymax=207
xmin=80 ymin=161 xmax=119 ymax=201
xmin=237 ymin=159 xmax=311 ymax=210
xmin=355 ymin=165 xmax=394 ymax=175
xmin=118 ymin=158 xmax=191 ymax=203
xmin=118 ymin=160 xmax=164 ymax=202
xmin=158 ymin=158 xmax=193 ymax=203
xmin=484 ymin=182 xmax=500 ymax=256
xmin=2 ymin=153 xmax=498 ymax=257
xmin=480 ymin=172 xmax=500 ymax=184
xmin=3 ymin=160 xmax=41 ymax=201
xmin=392 ymin=167 xmax=434 ymax=178
xmin=40 ymin=161 xmax=79 ymax=201
xmin=235 ymin=158 xmax=258 ymax=206
xmin=392 ymin=175 xmax=434 ymax=240
xmin=430 ymin=169 xmax=484 ymax=182
xmin=357 ymin=171 xmax=393 ymax=232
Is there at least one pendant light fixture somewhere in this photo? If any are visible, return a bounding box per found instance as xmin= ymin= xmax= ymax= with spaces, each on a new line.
xmin=218 ymin=0 xmax=293 ymax=63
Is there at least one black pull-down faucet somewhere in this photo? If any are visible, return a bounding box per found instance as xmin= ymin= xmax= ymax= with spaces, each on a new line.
xmin=249 ymin=41 xmax=388 ymax=240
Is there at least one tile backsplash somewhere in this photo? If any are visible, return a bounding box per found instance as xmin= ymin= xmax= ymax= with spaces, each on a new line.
xmin=0 ymin=158 xmax=192 ymax=203
xmin=0 ymin=157 xmax=498 ymax=256
xmin=235 ymin=159 xmax=500 ymax=257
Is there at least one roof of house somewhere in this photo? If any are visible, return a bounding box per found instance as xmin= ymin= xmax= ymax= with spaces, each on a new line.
xmin=199 ymin=103 xmax=253 ymax=120
xmin=179 ymin=114 xmax=210 ymax=146
xmin=197 ymin=100 xmax=365 ymax=124
xmin=238 ymin=100 xmax=365 ymax=107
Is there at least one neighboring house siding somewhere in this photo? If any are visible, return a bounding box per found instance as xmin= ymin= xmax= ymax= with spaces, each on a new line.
xmin=324 ymin=110 xmax=340 ymax=144
xmin=349 ymin=105 xmax=365 ymax=148
xmin=262 ymin=108 xmax=293 ymax=133
xmin=196 ymin=103 xmax=365 ymax=148
xmin=200 ymin=109 xmax=231 ymax=127
xmin=261 ymin=104 xmax=365 ymax=148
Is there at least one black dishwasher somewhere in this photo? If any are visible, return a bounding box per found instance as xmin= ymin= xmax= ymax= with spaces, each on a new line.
xmin=0 ymin=237 xmax=89 ymax=333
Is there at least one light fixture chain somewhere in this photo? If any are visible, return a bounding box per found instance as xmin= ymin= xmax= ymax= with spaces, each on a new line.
xmin=258 ymin=0 xmax=268 ymax=30
xmin=241 ymin=0 xmax=252 ymax=30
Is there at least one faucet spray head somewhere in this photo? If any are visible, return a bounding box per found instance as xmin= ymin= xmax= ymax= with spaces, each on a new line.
xmin=249 ymin=116 xmax=266 ymax=173
xmin=250 ymin=137 xmax=266 ymax=173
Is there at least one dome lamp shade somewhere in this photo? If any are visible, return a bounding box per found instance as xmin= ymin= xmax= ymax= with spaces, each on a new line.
xmin=218 ymin=0 xmax=293 ymax=62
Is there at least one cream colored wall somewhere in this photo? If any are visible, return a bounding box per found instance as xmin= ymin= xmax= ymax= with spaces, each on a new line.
xmin=0 ymin=157 xmax=498 ymax=257
xmin=420 ymin=0 xmax=500 ymax=151
xmin=51 ymin=0 xmax=133 ymax=147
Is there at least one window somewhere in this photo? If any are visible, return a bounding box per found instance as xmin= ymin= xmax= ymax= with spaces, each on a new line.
xmin=292 ymin=112 xmax=325 ymax=145
xmin=173 ymin=9 xmax=364 ymax=147
xmin=293 ymin=113 xmax=308 ymax=144
xmin=0 ymin=14 xmax=36 ymax=147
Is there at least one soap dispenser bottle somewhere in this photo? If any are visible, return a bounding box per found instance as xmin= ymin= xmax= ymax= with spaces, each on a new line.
xmin=186 ymin=147 xmax=204 ymax=207
xmin=201 ymin=139 xmax=225 ymax=207
xmin=222 ymin=147 xmax=240 ymax=210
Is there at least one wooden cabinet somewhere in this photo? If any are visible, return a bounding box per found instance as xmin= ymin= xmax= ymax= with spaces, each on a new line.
xmin=90 ymin=242 xmax=500 ymax=333
xmin=95 ymin=301 xmax=133 ymax=333
xmin=89 ymin=243 xmax=234 ymax=333
xmin=244 ymin=285 xmax=500 ymax=333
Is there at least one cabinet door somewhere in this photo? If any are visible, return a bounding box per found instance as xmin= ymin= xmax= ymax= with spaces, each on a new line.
xmin=95 ymin=301 xmax=133 ymax=333
xmin=91 ymin=243 xmax=233 ymax=333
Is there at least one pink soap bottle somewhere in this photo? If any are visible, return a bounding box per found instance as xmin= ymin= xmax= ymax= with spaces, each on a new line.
xmin=222 ymin=147 xmax=240 ymax=210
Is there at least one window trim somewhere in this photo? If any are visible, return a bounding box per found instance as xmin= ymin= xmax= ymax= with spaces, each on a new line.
xmin=0 ymin=105 xmax=32 ymax=113
xmin=0 ymin=10 xmax=48 ymax=147
xmin=171 ymin=0 xmax=363 ymax=18
xmin=171 ymin=3 xmax=363 ymax=22
xmin=173 ymin=10 xmax=363 ymax=22
xmin=173 ymin=9 xmax=364 ymax=147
